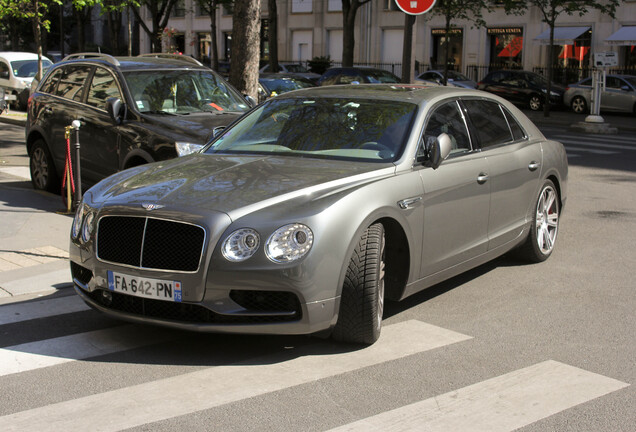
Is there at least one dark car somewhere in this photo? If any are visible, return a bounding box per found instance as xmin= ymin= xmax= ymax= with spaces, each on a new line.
xmin=258 ymin=73 xmax=316 ymax=102
xmin=317 ymin=67 xmax=401 ymax=86
xmin=26 ymin=53 xmax=251 ymax=192
xmin=478 ymin=70 xmax=565 ymax=111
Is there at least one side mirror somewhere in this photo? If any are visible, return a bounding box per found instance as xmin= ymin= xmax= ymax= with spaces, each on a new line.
xmin=106 ymin=97 xmax=126 ymax=125
xmin=244 ymin=94 xmax=257 ymax=107
xmin=621 ymin=85 xmax=630 ymax=92
xmin=212 ymin=126 xmax=225 ymax=137
xmin=428 ymin=133 xmax=452 ymax=170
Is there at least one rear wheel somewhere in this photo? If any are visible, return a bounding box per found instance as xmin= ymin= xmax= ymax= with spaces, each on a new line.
xmin=518 ymin=180 xmax=560 ymax=263
xmin=29 ymin=139 xmax=59 ymax=192
xmin=571 ymin=96 xmax=587 ymax=114
xmin=332 ymin=223 xmax=385 ymax=345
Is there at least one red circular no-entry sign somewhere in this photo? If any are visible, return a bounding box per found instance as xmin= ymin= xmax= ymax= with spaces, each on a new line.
xmin=395 ymin=0 xmax=437 ymax=15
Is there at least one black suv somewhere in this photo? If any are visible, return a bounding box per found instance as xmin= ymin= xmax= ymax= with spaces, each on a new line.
xmin=26 ymin=53 xmax=251 ymax=192
xmin=477 ymin=70 xmax=565 ymax=111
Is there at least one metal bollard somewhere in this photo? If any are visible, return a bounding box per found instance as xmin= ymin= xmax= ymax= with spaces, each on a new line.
xmin=72 ymin=120 xmax=82 ymax=210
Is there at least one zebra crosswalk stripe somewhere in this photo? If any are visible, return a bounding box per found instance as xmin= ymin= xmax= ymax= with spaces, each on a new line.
xmin=0 ymin=320 xmax=472 ymax=432
xmin=328 ymin=360 xmax=629 ymax=432
xmin=0 ymin=294 xmax=89 ymax=325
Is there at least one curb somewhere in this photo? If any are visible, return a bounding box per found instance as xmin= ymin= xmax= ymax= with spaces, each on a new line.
xmin=0 ymin=115 xmax=27 ymax=127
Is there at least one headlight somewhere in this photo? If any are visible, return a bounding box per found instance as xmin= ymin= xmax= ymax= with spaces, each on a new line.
xmin=175 ymin=142 xmax=204 ymax=156
xmin=222 ymin=228 xmax=260 ymax=262
xmin=266 ymin=224 xmax=314 ymax=263
xmin=81 ymin=211 xmax=95 ymax=243
xmin=71 ymin=203 xmax=85 ymax=239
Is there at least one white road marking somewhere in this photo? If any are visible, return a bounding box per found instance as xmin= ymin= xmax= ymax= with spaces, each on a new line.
xmin=0 ymin=166 xmax=31 ymax=180
xmin=557 ymin=138 xmax=636 ymax=151
xmin=0 ymin=320 xmax=472 ymax=431
xmin=0 ymin=325 xmax=174 ymax=377
xmin=562 ymin=146 xmax=616 ymax=155
xmin=0 ymin=295 xmax=90 ymax=325
xmin=329 ymin=360 xmax=629 ymax=432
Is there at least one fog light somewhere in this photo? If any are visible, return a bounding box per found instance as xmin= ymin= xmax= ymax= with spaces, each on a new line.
xmin=101 ymin=290 xmax=113 ymax=305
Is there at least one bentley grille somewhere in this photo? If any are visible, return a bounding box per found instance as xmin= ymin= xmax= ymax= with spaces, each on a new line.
xmin=97 ymin=216 xmax=205 ymax=272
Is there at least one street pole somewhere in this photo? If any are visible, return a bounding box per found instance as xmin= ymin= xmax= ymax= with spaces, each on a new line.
xmin=72 ymin=120 xmax=82 ymax=210
xmin=401 ymin=14 xmax=417 ymax=83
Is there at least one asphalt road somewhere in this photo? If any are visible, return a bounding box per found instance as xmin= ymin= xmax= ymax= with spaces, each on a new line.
xmin=0 ymin=120 xmax=634 ymax=431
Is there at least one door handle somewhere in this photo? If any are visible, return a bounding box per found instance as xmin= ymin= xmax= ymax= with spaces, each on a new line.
xmin=528 ymin=161 xmax=540 ymax=171
xmin=477 ymin=173 xmax=489 ymax=184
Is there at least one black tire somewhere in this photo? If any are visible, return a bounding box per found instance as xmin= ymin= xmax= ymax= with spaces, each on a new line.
xmin=332 ymin=223 xmax=385 ymax=345
xmin=517 ymin=180 xmax=560 ymax=263
xmin=529 ymin=94 xmax=542 ymax=111
xmin=29 ymin=139 xmax=59 ymax=192
xmin=570 ymin=96 xmax=587 ymax=114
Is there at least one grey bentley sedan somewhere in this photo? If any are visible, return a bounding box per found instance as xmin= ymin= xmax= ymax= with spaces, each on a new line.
xmin=69 ymin=85 xmax=568 ymax=344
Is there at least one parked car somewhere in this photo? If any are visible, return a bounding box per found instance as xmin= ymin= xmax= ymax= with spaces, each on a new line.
xmin=258 ymin=73 xmax=316 ymax=102
xmin=317 ymin=67 xmax=401 ymax=86
xmin=26 ymin=53 xmax=251 ymax=193
xmin=564 ymin=74 xmax=636 ymax=114
xmin=478 ymin=70 xmax=565 ymax=111
xmin=0 ymin=52 xmax=53 ymax=110
xmin=415 ymin=70 xmax=478 ymax=89
xmin=259 ymin=62 xmax=320 ymax=82
xmin=69 ymin=85 xmax=568 ymax=345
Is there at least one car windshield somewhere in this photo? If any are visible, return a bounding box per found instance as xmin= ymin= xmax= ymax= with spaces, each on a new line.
xmin=123 ymin=70 xmax=249 ymax=114
xmin=205 ymin=97 xmax=417 ymax=163
xmin=261 ymin=77 xmax=315 ymax=94
xmin=12 ymin=59 xmax=53 ymax=78
xmin=363 ymin=70 xmax=400 ymax=83
xmin=284 ymin=64 xmax=308 ymax=73
xmin=526 ymin=73 xmax=548 ymax=87
xmin=447 ymin=71 xmax=470 ymax=81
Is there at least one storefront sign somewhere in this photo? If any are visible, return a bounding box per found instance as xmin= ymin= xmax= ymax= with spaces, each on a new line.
xmin=431 ymin=28 xmax=463 ymax=35
xmin=488 ymin=27 xmax=523 ymax=35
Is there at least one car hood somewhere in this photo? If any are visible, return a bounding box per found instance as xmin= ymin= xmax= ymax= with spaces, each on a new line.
xmin=142 ymin=111 xmax=244 ymax=143
xmin=88 ymin=153 xmax=394 ymax=220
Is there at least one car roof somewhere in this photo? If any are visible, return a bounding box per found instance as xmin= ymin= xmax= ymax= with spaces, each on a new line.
xmin=274 ymin=83 xmax=482 ymax=103
xmin=0 ymin=51 xmax=51 ymax=62
xmin=55 ymin=54 xmax=210 ymax=72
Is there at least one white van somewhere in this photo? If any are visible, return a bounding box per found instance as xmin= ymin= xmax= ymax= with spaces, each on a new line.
xmin=0 ymin=52 xmax=52 ymax=110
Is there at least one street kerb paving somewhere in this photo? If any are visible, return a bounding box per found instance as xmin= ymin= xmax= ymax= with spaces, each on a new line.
xmin=0 ymin=169 xmax=73 ymax=300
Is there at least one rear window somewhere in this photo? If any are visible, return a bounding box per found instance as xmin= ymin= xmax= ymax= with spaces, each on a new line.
xmin=463 ymin=100 xmax=513 ymax=148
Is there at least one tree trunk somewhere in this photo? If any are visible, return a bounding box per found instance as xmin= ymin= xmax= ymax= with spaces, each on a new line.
xmin=442 ymin=16 xmax=451 ymax=86
xmin=75 ymin=8 xmax=85 ymax=52
xmin=342 ymin=3 xmax=357 ymax=67
xmin=229 ymin=0 xmax=261 ymax=100
xmin=268 ymin=0 xmax=279 ymax=72
xmin=209 ymin=6 xmax=219 ymax=70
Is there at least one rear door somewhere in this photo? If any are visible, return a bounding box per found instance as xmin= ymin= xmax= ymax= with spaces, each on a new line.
xmin=462 ymin=99 xmax=543 ymax=251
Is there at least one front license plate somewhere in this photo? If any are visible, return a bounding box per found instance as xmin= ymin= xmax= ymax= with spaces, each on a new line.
xmin=107 ymin=271 xmax=182 ymax=302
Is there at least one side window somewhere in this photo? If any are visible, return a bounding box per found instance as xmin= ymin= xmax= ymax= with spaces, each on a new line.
xmin=86 ymin=67 xmax=121 ymax=109
xmin=55 ymin=65 xmax=91 ymax=102
xmin=423 ymin=101 xmax=471 ymax=155
xmin=40 ymin=68 xmax=63 ymax=94
xmin=463 ymin=99 xmax=513 ymax=148
xmin=605 ymin=77 xmax=621 ymax=89
xmin=502 ymin=108 xmax=527 ymax=141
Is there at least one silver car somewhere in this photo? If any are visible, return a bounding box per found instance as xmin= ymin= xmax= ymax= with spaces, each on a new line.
xmin=69 ymin=85 xmax=568 ymax=345
xmin=564 ymin=74 xmax=636 ymax=114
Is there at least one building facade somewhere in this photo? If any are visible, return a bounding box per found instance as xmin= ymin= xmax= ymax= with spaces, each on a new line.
xmin=140 ymin=0 xmax=636 ymax=83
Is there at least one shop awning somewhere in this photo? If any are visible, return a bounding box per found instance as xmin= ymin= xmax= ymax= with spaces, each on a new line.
xmin=606 ymin=26 xmax=636 ymax=45
xmin=534 ymin=26 xmax=590 ymax=45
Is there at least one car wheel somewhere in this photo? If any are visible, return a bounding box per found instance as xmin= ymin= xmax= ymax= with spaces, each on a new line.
xmin=518 ymin=180 xmax=559 ymax=263
xmin=29 ymin=139 xmax=59 ymax=192
xmin=529 ymin=94 xmax=542 ymax=111
xmin=571 ymin=96 xmax=587 ymax=114
xmin=332 ymin=223 xmax=385 ymax=344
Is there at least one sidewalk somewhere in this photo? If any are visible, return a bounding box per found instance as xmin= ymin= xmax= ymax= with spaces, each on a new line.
xmin=0 ymin=168 xmax=73 ymax=301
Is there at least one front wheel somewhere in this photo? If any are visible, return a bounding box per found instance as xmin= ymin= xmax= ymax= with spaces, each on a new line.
xmin=518 ymin=180 xmax=560 ymax=263
xmin=529 ymin=94 xmax=542 ymax=111
xmin=332 ymin=223 xmax=385 ymax=345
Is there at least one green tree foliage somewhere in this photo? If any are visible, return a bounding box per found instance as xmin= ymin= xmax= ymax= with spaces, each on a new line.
xmin=129 ymin=0 xmax=178 ymax=53
xmin=503 ymin=0 xmax=619 ymax=116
